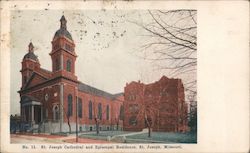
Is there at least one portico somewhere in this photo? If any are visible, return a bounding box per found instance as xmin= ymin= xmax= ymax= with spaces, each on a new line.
xmin=20 ymin=96 xmax=42 ymax=126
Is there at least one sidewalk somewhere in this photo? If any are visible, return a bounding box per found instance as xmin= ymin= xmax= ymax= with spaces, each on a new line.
xmin=11 ymin=133 xmax=111 ymax=144
xmin=115 ymin=128 xmax=148 ymax=137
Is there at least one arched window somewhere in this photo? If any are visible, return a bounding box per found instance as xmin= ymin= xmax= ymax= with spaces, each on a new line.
xmin=78 ymin=98 xmax=82 ymax=118
xmin=106 ymin=105 xmax=109 ymax=120
xmin=119 ymin=105 xmax=124 ymax=120
xmin=98 ymin=103 xmax=102 ymax=120
xmin=89 ymin=101 xmax=92 ymax=119
xmin=55 ymin=58 xmax=60 ymax=71
xmin=67 ymin=94 xmax=73 ymax=117
xmin=53 ymin=105 xmax=59 ymax=121
xmin=66 ymin=59 xmax=71 ymax=72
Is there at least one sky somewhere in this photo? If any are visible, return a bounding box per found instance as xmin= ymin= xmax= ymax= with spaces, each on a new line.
xmin=10 ymin=10 xmax=196 ymax=115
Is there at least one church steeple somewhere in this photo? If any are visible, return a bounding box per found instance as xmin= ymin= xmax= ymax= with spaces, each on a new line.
xmin=21 ymin=42 xmax=40 ymax=87
xmin=23 ymin=42 xmax=39 ymax=63
xmin=28 ymin=42 xmax=34 ymax=53
xmin=60 ymin=15 xmax=67 ymax=30
xmin=53 ymin=15 xmax=73 ymax=41
xmin=50 ymin=15 xmax=77 ymax=81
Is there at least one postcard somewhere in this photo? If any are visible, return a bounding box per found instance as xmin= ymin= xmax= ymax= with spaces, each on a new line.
xmin=0 ymin=0 xmax=249 ymax=153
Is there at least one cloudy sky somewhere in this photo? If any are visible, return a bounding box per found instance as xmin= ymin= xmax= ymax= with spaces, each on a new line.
xmin=10 ymin=10 xmax=194 ymax=115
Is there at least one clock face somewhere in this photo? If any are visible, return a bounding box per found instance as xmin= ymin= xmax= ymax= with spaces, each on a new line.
xmin=45 ymin=93 xmax=49 ymax=101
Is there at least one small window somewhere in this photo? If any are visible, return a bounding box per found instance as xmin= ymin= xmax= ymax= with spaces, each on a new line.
xmin=65 ymin=43 xmax=72 ymax=51
xmin=67 ymin=94 xmax=73 ymax=117
xmin=98 ymin=103 xmax=102 ymax=120
xmin=106 ymin=105 xmax=109 ymax=120
xmin=119 ymin=105 xmax=124 ymax=120
xmin=89 ymin=101 xmax=92 ymax=119
xmin=129 ymin=116 xmax=137 ymax=126
xmin=129 ymin=104 xmax=138 ymax=113
xmin=66 ymin=59 xmax=71 ymax=72
xmin=90 ymin=127 xmax=92 ymax=131
xmin=78 ymin=98 xmax=82 ymax=118
xmin=53 ymin=105 xmax=59 ymax=121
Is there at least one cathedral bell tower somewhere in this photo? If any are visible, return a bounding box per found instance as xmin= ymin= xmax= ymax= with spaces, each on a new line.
xmin=21 ymin=42 xmax=40 ymax=89
xmin=50 ymin=15 xmax=77 ymax=81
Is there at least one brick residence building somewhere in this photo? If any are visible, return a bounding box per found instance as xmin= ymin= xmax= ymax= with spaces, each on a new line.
xmin=19 ymin=15 xmax=124 ymax=133
xmin=123 ymin=76 xmax=189 ymax=132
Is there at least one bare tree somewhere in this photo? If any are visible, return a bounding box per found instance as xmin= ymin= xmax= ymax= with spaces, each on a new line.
xmin=63 ymin=105 xmax=72 ymax=134
xmin=134 ymin=85 xmax=166 ymax=138
xmin=93 ymin=100 xmax=109 ymax=135
xmin=111 ymin=105 xmax=124 ymax=131
xmin=131 ymin=10 xmax=197 ymax=99
xmin=187 ymin=94 xmax=197 ymax=132
xmin=86 ymin=84 xmax=109 ymax=135
xmin=93 ymin=102 xmax=101 ymax=135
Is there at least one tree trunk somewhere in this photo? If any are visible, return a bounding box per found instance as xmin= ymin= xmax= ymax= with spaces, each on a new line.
xmin=67 ymin=117 xmax=71 ymax=134
xmin=145 ymin=117 xmax=152 ymax=138
xmin=96 ymin=122 xmax=99 ymax=135
xmin=95 ymin=118 xmax=99 ymax=135
xmin=148 ymin=126 xmax=151 ymax=137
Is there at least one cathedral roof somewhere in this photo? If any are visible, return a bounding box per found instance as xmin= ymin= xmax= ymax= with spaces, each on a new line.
xmin=54 ymin=28 xmax=73 ymax=40
xmin=23 ymin=52 xmax=39 ymax=62
xmin=78 ymin=82 xmax=123 ymax=100
xmin=53 ymin=15 xmax=73 ymax=41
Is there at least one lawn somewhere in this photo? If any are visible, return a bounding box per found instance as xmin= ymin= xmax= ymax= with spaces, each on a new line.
xmin=79 ymin=131 xmax=133 ymax=141
xmin=79 ymin=130 xmax=197 ymax=143
xmin=126 ymin=132 xmax=197 ymax=143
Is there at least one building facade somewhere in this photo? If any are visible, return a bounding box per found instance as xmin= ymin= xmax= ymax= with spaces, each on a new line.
xmin=123 ymin=76 xmax=189 ymax=132
xmin=19 ymin=16 xmax=124 ymax=133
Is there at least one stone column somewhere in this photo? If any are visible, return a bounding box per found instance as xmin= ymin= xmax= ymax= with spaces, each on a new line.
xmin=29 ymin=106 xmax=31 ymax=122
xmin=41 ymin=107 xmax=43 ymax=122
xmin=31 ymin=105 xmax=34 ymax=125
xmin=21 ymin=106 xmax=24 ymax=122
xmin=59 ymin=83 xmax=64 ymax=132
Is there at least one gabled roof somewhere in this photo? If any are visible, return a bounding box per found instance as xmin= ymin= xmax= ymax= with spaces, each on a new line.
xmin=78 ymin=82 xmax=123 ymax=100
xmin=23 ymin=72 xmax=48 ymax=89
xmin=39 ymin=68 xmax=52 ymax=78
